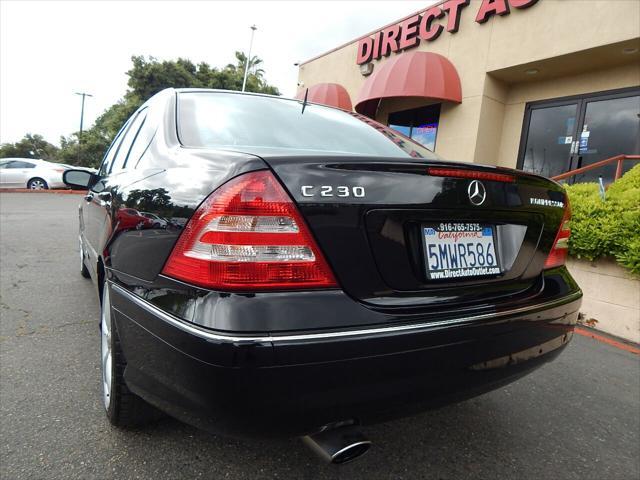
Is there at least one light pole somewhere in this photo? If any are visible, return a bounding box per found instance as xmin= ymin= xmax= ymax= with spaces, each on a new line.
xmin=241 ymin=25 xmax=257 ymax=92
xmin=75 ymin=92 xmax=93 ymax=163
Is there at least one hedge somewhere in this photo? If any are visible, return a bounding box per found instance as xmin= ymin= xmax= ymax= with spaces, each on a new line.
xmin=563 ymin=164 xmax=640 ymax=275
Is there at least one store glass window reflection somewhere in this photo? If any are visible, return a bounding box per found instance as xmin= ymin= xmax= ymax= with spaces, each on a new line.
xmin=389 ymin=104 xmax=441 ymax=151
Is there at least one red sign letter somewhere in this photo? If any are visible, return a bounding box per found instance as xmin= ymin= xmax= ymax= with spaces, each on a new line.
xmin=419 ymin=7 xmax=445 ymax=41
xmin=442 ymin=0 xmax=470 ymax=33
xmin=356 ymin=37 xmax=373 ymax=65
xmin=476 ymin=0 xmax=510 ymax=24
xmin=380 ymin=24 xmax=401 ymax=57
xmin=509 ymin=0 xmax=539 ymax=8
xmin=372 ymin=31 xmax=383 ymax=60
xmin=398 ymin=15 xmax=421 ymax=50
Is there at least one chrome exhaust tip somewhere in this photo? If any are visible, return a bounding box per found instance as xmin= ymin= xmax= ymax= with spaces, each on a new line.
xmin=303 ymin=425 xmax=371 ymax=464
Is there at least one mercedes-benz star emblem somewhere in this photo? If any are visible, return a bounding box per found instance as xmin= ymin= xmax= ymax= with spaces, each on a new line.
xmin=468 ymin=180 xmax=487 ymax=206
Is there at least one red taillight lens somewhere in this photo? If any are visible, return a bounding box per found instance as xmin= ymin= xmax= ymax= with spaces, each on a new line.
xmin=427 ymin=167 xmax=515 ymax=183
xmin=162 ymin=170 xmax=337 ymax=291
xmin=544 ymin=198 xmax=571 ymax=269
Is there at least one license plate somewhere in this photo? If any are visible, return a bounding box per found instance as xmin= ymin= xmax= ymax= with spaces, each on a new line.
xmin=423 ymin=223 xmax=500 ymax=280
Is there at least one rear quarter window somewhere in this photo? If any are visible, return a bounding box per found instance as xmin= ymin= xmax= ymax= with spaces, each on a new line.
xmin=99 ymin=119 xmax=131 ymax=177
xmin=6 ymin=161 xmax=36 ymax=168
xmin=110 ymin=108 xmax=148 ymax=173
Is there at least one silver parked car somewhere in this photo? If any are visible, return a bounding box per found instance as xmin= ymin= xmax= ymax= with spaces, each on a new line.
xmin=0 ymin=158 xmax=68 ymax=189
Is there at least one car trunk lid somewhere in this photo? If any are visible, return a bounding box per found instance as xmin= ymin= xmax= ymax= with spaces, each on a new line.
xmin=261 ymin=155 xmax=567 ymax=310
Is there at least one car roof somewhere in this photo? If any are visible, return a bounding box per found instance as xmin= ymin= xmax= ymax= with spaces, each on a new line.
xmin=170 ymin=88 xmax=340 ymax=112
xmin=173 ymin=87 xmax=290 ymax=101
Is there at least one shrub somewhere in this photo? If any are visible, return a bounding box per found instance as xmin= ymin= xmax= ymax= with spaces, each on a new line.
xmin=564 ymin=164 xmax=640 ymax=275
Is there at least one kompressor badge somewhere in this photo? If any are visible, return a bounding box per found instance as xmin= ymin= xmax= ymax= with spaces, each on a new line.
xmin=530 ymin=198 xmax=565 ymax=208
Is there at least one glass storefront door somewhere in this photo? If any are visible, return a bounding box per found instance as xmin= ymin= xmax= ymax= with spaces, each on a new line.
xmin=573 ymin=94 xmax=640 ymax=183
xmin=518 ymin=88 xmax=640 ymax=184
xmin=520 ymin=102 xmax=579 ymax=179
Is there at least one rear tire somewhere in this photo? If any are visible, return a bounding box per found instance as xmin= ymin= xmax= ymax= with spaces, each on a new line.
xmin=27 ymin=178 xmax=48 ymax=190
xmin=101 ymin=283 xmax=159 ymax=427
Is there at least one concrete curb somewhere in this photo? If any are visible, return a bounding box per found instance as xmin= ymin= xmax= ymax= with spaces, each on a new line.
xmin=0 ymin=189 xmax=85 ymax=194
xmin=574 ymin=326 xmax=640 ymax=355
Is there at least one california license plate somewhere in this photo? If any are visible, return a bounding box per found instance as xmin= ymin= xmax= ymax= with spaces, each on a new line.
xmin=423 ymin=223 xmax=500 ymax=280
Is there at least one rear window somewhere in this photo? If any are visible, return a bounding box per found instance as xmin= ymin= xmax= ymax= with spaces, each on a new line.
xmin=177 ymin=92 xmax=437 ymax=159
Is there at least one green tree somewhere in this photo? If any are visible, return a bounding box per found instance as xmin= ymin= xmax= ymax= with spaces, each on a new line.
xmin=125 ymin=53 xmax=279 ymax=97
xmin=56 ymin=54 xmax=281 ymax=167
xmin=125 ymin=56 xmax=201 ymax=102
xmin=0 ymin=134 xmax=59 ymax=161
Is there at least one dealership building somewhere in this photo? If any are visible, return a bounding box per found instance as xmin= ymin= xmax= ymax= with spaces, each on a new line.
xmin=296 ymin=0 xmax=640 ymax=182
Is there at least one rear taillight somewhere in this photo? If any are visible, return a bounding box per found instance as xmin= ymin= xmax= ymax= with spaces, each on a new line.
xmin=544 ymin=197 xmax=571 ymax=269
xmin=162 ymin=170 xmax=337 ymax=291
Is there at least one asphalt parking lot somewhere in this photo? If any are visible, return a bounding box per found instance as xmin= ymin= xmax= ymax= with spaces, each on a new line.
xmin=1 ymin=192 xmax=639 ymax=480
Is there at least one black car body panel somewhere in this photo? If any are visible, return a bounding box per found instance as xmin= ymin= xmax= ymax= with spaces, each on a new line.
xmin=109 ymin=274 xmax=580 ymax=437
xmin=72 ymin=88 xmax=582 ymax=438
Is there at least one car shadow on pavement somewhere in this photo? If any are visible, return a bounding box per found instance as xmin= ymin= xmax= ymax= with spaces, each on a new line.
xmin=103 ymin=394 xmax=525 ymax=480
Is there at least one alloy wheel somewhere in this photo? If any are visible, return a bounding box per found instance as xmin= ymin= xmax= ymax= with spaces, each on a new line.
xmin=29 ymin=179 xmax=46 ymax=190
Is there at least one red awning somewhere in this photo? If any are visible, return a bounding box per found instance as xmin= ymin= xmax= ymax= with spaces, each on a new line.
xmin=295 ymin=83 xmax=353 ymax=111
xmin=354 ymin=51 xmax=462 ymax=118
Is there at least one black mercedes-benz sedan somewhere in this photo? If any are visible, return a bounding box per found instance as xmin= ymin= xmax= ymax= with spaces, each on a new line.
xmin=64 ymin=88 xmax=581 ymax=464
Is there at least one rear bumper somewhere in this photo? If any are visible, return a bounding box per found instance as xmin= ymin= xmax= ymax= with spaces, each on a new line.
xmin=46 ymin=175 xmax=66 ymax=189
xmin=110 ymin=277 xmax=582 ymax=438
xmin=41 ymin=173 xmax=65 ymax=189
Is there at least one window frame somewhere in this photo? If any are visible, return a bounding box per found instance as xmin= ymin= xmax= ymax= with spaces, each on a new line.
xmin=109 ymin=108 xmax=148 ymax=174
xmin=125 ymin=108 xmax=156 ymax=170
xmin=98 ymin=118 xmax=132 ymax=177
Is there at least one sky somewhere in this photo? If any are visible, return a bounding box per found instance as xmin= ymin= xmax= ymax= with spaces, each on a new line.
xmin=0 ymin=0 xmax=431 ymax=146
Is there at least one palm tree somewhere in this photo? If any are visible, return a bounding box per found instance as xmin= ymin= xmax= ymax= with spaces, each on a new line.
xmin=231 ymin=51 xmax=265 ymax=79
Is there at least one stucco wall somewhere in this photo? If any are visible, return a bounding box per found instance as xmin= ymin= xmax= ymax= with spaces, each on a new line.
xmin=484 ymin=0 xmax=640 ymax=71
xmin=567 ymin=258 xmax=640 ymax=343
xmin=298 ymin=0 xmax=640 ymax=167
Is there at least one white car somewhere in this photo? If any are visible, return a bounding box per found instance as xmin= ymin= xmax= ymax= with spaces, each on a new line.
xmin=140 ymin=212 xmax=168 ymax=228
xmin=0 ymin=158 xmax=68 ymax=189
